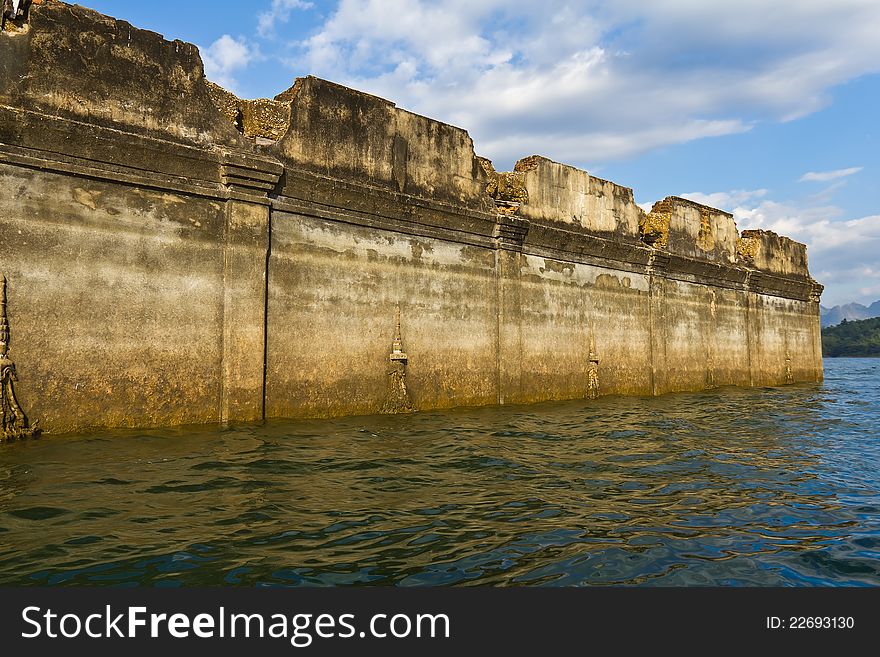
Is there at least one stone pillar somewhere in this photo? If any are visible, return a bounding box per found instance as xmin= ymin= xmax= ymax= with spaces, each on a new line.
xmin=705 ymin=287 xmax=717 ymax=389
xmin=647 ymin=252 xmax=669 ymax=396
xmin=744 ymin=288 xmax=757 ymax=388
xmin=218 ymin=151 xmax=282 ymax=423
xmin=494 ymin=213 xmax=529 ymax=405
xmin=810 ymin=282 xmax=825 ymax=383
xmin=746 ymin=272 xmax=767 ymax=387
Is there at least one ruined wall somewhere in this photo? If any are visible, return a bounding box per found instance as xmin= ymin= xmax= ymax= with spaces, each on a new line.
xmin=513 ymin=155 xmax=643 ymax=240
xmin=0 ymin=2 xmax=824 ymax=435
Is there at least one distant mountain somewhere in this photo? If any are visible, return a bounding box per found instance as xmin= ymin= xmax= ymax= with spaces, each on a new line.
xmin=822 ymin=316 xmax=880 ymax=357
xmin=820 ymin=300 xmax=880 ymax=328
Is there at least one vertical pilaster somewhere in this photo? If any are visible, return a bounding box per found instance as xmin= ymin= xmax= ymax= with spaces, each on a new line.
xmin=647 ymin=252 xmax=669 ymax=396
xmin=494 ymin=213 xmax=529 ymax=405
xmin=218 ymin=151 xmax=282 ymax=423
xmin=706 ymin=287 xmax=716 ymax=389
xmin=745 ymin=272 xmax=765 ymax=387
xmin=744 ymin=288 xmax=756 ymax=388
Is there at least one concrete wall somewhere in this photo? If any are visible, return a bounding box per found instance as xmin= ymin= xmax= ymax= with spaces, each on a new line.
xmin=0 ymin=164 xmax=227 ymax=433
xmin=265 ymin=211 xmax=499 ymax=418
xmin=0 ymin=2 xmax=825 ymax=434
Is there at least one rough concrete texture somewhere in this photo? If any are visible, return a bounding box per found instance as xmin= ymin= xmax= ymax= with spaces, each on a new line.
xmin=0 ymin=1 xmax=824 ymax=434
xmin=0 ymin=164 xmax=227 ymax=432
xmin=206 ymin=81 xmax=291 ymax=142
xmin=646 ymin=197 xmax=739 ymax=264
xmin=272 ymin=76 xmax=493 ymax=210
xmin=0 ymin=1 xmax=244 ymax=147
xmin=739 ymin=229 xmax=811 ymax=278
xmin=510 ymin=155 xmax=643 ymax=240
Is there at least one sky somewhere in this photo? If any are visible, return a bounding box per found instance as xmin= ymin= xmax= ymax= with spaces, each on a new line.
xmin=85 ymin=0 xmax=880 ymax=307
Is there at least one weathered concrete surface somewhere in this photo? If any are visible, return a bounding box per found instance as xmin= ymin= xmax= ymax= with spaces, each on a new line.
xmin=0 ymin=164 xmax=227 ymax=433
xmin=1 ymin=1 xmax=244 ymax=147
xmin=271 ymin=76 xmax=493 ymax=210
xmin=0 ymin=2 xmax=824 ymax=434
xmin=512 ymin=155 xmax=643 ymax=240
xmin=644 ymin=196 xmax=738 ymax=263
xmin=265 ymin=213 xmax=499 ymax=418
xmin=739 ymin=229 xmax=811 ymax=277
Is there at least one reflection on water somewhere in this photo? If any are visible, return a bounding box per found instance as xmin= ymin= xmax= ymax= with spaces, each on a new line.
xmin=1 ymin=358 xmax=878 ymax=586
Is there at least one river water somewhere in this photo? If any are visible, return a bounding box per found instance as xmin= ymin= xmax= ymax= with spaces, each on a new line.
xmin=1 ymin=358 xmax=878 ymax=586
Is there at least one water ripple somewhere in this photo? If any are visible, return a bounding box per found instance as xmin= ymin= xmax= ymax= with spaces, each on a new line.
xmin=0 ymin=358 xmax=878 ymax=586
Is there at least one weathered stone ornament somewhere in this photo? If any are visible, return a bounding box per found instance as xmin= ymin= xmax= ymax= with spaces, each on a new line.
xmin=785 ymin=351 xmax=793 ymax=385
xmin=1 ymin=275 xmax=38 ymax=441
xmin=586 ymin=333 xmax=600 ymax=400
xmin=380 ymin=304 xmax=416 ymax=414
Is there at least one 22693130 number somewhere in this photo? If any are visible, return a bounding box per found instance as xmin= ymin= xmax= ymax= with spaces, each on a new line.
xmin=789 ymin=617 xmax=854 ymax=629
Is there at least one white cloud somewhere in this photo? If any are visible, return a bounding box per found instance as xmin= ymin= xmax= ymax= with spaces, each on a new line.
xmin=276 ymin=0 xmax=880 ymax=168
xmin=798 ymin=166 xmax=863 ymax=182
xmin=258 ymin=0 xmax=314 ymax=38
xmin=201 ymin=35 xmax=258 ymax=93
xmin=680 ymin=189 xmax=769 ymax=212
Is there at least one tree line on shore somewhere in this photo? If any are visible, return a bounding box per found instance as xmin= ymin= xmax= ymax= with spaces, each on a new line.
xmin=822 ymin=316 xmax=880 ymax=357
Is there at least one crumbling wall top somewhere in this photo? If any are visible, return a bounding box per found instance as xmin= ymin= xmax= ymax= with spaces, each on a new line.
xmin=0 ymin=0 xmax=244 ymax=147
xmin=270 ymin=76 xmax=493 ymax=210
xmin=642 ymin=196 xmax=739 ymax=264
xmin=0 ymin=1 xmax=819 ymax=288
xmin=738 ymin=229 xmax=810 ymax=278
xmin=483 ymin=155 xmax=643 ymax=240
xmin=205 ymin=81 xmax=291 ymax=143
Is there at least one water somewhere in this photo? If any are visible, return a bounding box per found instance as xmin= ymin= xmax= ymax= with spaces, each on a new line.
xmin=1 ymin=358 xmax=878 ymax=587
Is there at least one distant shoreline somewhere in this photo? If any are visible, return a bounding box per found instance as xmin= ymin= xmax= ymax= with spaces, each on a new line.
xmin=821 ymin=316 xmax=880 ymax=358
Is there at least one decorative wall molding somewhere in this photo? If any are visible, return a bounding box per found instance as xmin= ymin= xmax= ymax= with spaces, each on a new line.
xmin=0 ymin=275 xmax=38 ymax=441
xmin=380 ymin=304 xmax=416 ymax=414
xmin=586 ymin=332 xmax=600 ymax=400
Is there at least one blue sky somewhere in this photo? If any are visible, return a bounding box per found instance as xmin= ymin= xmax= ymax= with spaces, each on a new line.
xmin=86 ymin=0 xmax=880 ymax=307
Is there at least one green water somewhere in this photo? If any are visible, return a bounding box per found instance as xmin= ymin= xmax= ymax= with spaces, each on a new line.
xmin=1 ymin=358 xmax=878 ymax=586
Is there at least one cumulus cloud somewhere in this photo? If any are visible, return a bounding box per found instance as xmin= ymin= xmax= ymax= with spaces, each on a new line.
xmin=201 ymin=34 xmax=259 ymax=93
xmin=798 ymin=166 xmax=863 ymax=182
xmin=258 ymin=0 xmax=314 ymax=38
xmin=278 ymin=0 xmax=880 ymax=168
xmin=678 ymin=189 xmax=769 ymax=211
